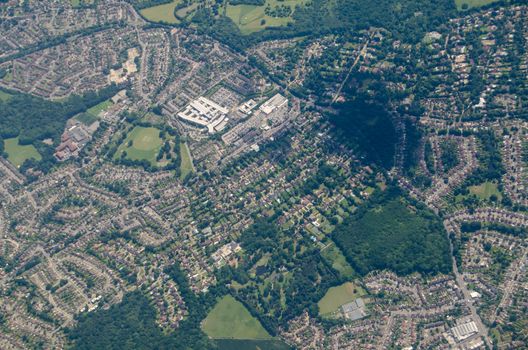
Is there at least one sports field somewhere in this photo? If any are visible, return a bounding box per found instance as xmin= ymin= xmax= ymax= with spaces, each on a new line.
xmin=318 ymin=282 xmax=366 ymax=316
xmin=469 ymin=181 xmax=502 ymax=201
xmin=4 ymin=137 xmax=42 ymax=168
xmin=140 ymin=0 xmax=181 ymax=24
xmin=115 ymin=127 xmax=164 ymax=166
xmin=87 ymin=99 xmax=113 ymax=117
xmin=202 ymin=295 xmax=272 ymax=340
xmin=455 ymin=0 xmax=499 ymax=10
xmin=226 ymin=0 xmax=304 ymax=34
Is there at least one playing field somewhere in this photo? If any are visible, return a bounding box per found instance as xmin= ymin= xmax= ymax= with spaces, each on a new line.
xmin=87 ymin=99 xmax=113 ymax=117
xmin=202 ymin=295 xmax=272 ymax=340
xmin=4 ymin=137 xmax=42 ymax=168
xmin=140 ymin=0 xmax=181 ymax=24
xmin=318 ymin=282 xmax=366 ymax=316
xmin=180 ymin=142 xmax=194 ymax=179
xmin=469 ymin=181 xmax=502 ymax=201
xmin=455 ymin=0 xmax=499 ymax=10
xmin=226 ymin=0 xmax=304 ymax=35
xmin=115 ymin=127 xmax=164 ymax=166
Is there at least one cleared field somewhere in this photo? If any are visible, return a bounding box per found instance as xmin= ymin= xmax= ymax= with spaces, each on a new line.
xmin=318 ymin=282 xmax=366 ymax=316
xmin=140 ymin=0 xmax=181 ymax=24
xmin=455 ymin=0 xmax=499 ymax=10
xmin=180 ymin=142 xmax=194 ymax=179
xmin=4 ymin=137 xmax=42 ymax=168
xmin=469 ymin=181 xmax=502 ymax=201
xmin=87 ymin=99 xmax=113 ymax=117
xmin=226 ymin=0 xmax=303 ymax=35
xmin=202 ymin=295 xmax=272 ymax=340
xmin=115 ymin=127 xmax=164 ymax=166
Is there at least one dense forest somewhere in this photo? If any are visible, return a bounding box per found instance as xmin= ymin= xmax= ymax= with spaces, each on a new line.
xmin=190 ymin=0 xmax=457 ymax=51
xmin=332 ymin=187 xmax=452 ymax=276
xmin=69 ymin=292 xmax=176 ymax=350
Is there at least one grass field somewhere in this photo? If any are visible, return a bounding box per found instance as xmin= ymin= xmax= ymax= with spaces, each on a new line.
xmin=4 ymin=137 xmax=42 ymax=168
xmin=115 ymin=127 xmax=164 ymax=166
xmin=140 ymin=0 xmax=181 ymax=24
xmin=455 ymin=0 xmax=499 ymax=10
xmin=180 ymin=142 xmax=194 ymax=179
xmin=318 ymin=282 xmax=366 ymax=316
xmin=202 ymin=295 xmax=272 ymax=340
xmin=87 ymin=99 xmax=113 ymax=117
xmin=226 ymin=0 xmax=304 ymax=34
xmin=469 ymin=181 xmax=502 ymax=201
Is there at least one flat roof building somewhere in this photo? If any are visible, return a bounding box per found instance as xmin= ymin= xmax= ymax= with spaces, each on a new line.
xmin=259 ymin=93 xmax=288 ymax=115
xmin=451 ymin=321 xmax=478 ymax=342
xmin=178 ymin=96 xmax=229 ymax=133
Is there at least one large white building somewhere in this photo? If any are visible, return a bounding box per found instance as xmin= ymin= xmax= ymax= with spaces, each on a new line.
xmin=259 ymin=93 xmax=288 ymax=115
xmin=178 ymin=96 xmax=229 ymax=133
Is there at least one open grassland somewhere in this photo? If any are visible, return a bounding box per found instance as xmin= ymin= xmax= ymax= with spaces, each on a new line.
xmin=115 ymin=127 xmax=164 ymax=166
xmin=202 ymin=295 xmax=272 ymax=340
xmin=180 ymin=142 xmax=194 ymax=179
xmin=318 ymin=282 xmax=366 ymax=316
xmin=469 ymin=181 xmax=502 ymax=201
xmin=4 ymin=137 xmax=41 ymax=168
xmin=226 ymin=0 xmax=304 ymax=34
xmin=455 ymin=0 xmax=499 ymax=10
xmin=140 ymin=0 xmax=181 ymax=24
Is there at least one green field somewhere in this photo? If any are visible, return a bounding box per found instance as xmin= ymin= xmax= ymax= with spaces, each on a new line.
xmin=115 ymin=127 xmax=164 ymax=166
xmin=180 ymin=142 xmax=194 ymax=179
xmin=226 ymin=0 xmax=304 ymax=35
xmin=87 ymin=99 xmax=113 ymax=117
xmin=140 ymin=0 xmax=181 ymax=24
xmin=4 ymin=137 xmax=42 ymax=168
xmin=318 ymin=282 xmax=366 ymax=316
xmin=455 ymin=0 xmax=499 ymax=10
xmin=469 ymin=181 xmax=502 ymax=201
xmin=202 ymin=295 xmax=272 ymax=340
